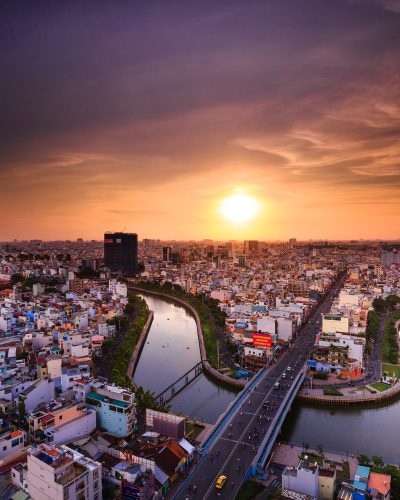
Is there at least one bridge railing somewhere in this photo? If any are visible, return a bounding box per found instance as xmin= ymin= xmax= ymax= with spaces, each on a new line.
xmin=200 ymin=366 xmax=267 ymax=452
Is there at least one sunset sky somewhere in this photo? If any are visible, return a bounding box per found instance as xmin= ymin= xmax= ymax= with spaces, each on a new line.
xmin=1 ymin=0 xmax=400 ymax=241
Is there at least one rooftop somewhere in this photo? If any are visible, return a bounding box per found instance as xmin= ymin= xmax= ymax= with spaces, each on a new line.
xmin=368 ymin=472 xmax=391 ymax=495
xmin=86 ymin=391 xmax=128 ymax=408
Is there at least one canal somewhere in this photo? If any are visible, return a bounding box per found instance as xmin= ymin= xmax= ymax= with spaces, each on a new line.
xmin=134 ymin=293 xmax=400 ymax=463
xmin=280 ymin=399 xmax=400 ymax=465
xmin=132 ymin=293 xmax=237 ymax=423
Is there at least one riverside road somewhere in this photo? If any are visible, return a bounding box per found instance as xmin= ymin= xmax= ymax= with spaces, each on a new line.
xmin=175 ymin=272 xmax=347 ymax=500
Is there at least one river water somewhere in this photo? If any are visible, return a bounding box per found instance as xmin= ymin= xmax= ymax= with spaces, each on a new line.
xmin=134 ymin=293 xmax=400 ymax=463
xmin=280 ymin=399 xmax=400 ymax=464
xmin=133 ymin=294 xmax=237 ymax=423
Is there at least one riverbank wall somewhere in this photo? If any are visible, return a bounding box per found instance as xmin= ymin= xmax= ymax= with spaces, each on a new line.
xmin=128 ymin=286 xmax=245 ymax=390
xmin=296 ymin=381 xmax=400 ymax=406
xmin=127 ymin=311 xmax=154 ymax=381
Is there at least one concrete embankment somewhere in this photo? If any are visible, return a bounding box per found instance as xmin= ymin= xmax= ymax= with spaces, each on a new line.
xmin=127 ymin=311 xmax=154 ymax=381
xmin=128 ymin=286 xmax=245 ymax=390
xmin=296 ymin=381 xmax=400 ymax=406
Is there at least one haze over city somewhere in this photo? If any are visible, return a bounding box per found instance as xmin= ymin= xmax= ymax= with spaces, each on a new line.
xmin=2 ymin=3 xmax=400 ymax=499
xmin=1 ymin=0 xmax=400 ymax=241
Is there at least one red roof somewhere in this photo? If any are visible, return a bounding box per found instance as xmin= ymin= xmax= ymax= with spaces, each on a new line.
xmin=40 ymin=414 xmax=55 ymax=423
xmin=368 ymin=472 xmax=391 ymax=495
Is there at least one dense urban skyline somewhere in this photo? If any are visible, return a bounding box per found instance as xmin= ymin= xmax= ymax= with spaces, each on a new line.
xmin=1 ymin=0 xmax=400 ymax=241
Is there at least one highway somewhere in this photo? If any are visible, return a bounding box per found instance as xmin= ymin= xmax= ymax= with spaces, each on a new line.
xmin=175 ymin=272 xmax=346 ymax=500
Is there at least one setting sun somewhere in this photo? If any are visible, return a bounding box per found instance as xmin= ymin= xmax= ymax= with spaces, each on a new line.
xmin=220 ymin=194 xmax=260 ymax=223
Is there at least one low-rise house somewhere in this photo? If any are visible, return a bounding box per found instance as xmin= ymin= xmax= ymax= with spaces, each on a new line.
xmin=19 ymin=377 xmax=55 ymax=413
xmin=282 ymin=459 xmax=319 ymax=498
xmin=112 ymin=461 xmax=155 ymax=499
xmin=368 ymin=471 xmax=391 ymax=499
xmin=318 ymin=467 xmax=336 ymax=500
xmin=0 ymin=429 xmax=25 ymax=460
xmin=28 ymin=399 xmax=96 ymax=444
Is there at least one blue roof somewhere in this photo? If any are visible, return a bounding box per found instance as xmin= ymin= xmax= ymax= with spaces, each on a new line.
xmin=37 ymin=452 xmax=54 ymax=466
xmin=86 ymin=391 xmax=128 ymax=408
xmin=354 ymin=480 xmax=367 ymax=492
xmin=355 ymin=465 xmax=370 ymax=479
xmin=354 ymin=465 xmax=370 ymax=492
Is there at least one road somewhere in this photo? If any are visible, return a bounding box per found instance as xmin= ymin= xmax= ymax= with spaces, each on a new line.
xmin=176 ymin=272 xmax=346 ymax=500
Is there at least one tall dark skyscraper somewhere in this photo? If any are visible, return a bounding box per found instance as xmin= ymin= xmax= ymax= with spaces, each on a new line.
xmin=104 ymin=232 xmax=138 ymax=275
xmin=162 ymin=246 xmax=171 ymax=262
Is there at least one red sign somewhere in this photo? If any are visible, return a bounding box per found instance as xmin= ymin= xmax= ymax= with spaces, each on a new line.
xmin=104 ymin=238 xmax=114 ymax=243
xmin=253 ymin=333 xmax=272 ymax=348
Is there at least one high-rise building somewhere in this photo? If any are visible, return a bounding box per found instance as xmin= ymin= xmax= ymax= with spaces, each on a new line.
xmin=170 ymin=251 xmax=181 ymax=265
xmin=104 ymin=232 xmax=138 ymax=275
xmin=238 ymin=255 xmax=246 ymax=267
xmin=162 ymin=246 xmax=172 ymax=262
xmin=244 ymin=240 xmax=259 ymax=254
xmin=226 ymin=241 xmax=233 ymax=258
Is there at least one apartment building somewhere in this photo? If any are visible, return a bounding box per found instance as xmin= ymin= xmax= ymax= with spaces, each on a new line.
xmin=74 ymin=379 xmax=137 ymax=437
xmin=27 ymin=443 xmax=102 ymax=500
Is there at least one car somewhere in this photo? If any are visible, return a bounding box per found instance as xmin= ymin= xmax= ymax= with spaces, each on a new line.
xmin=287 ymin=366 xmax=292 ymax=371
xmin=215 ymin=475 xmax=227 ymax=489
xmin=274 ymin=382 xmax=280 ymax=390
xmin=263 ymin=402 xmax=269 ymax=408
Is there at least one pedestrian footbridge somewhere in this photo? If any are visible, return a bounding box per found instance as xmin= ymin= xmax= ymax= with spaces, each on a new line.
xmin=155 ymin=361 xmax=203 ymax=405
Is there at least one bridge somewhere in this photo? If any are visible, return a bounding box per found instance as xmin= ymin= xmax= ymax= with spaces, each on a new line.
xmin=155 ymin=361 xmax=203 ymax=405
xmin=173 ymin=272 xmax=346 ymax=499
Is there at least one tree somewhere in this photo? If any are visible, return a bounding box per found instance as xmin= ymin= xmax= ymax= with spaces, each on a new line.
xmin=372 ymin=297 xmax=386 ymax=313
xmin=385 ymin=294 xmax=400 ymax=311
xmin=317 ymin=444 xmax=324 ymax=458
xmin=10 ymin=273 xmax=24 ymax=285
xmin=358 ymin=454 xmax=370 ymax=466
xmin=372 ymin=456 xmax=384 ymax=468
xmin=18 ymin=399 xmax=26 ymax=423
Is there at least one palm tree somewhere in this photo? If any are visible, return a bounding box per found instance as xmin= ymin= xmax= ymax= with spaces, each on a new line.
xmin=372 ymin=456 xmax=384 ymax=468
xmin=358 ymin=454 xmax=370 ymax=466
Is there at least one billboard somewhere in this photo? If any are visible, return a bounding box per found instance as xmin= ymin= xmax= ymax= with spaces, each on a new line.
xmin=253 ymin=333 xmax=272 ymax=348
